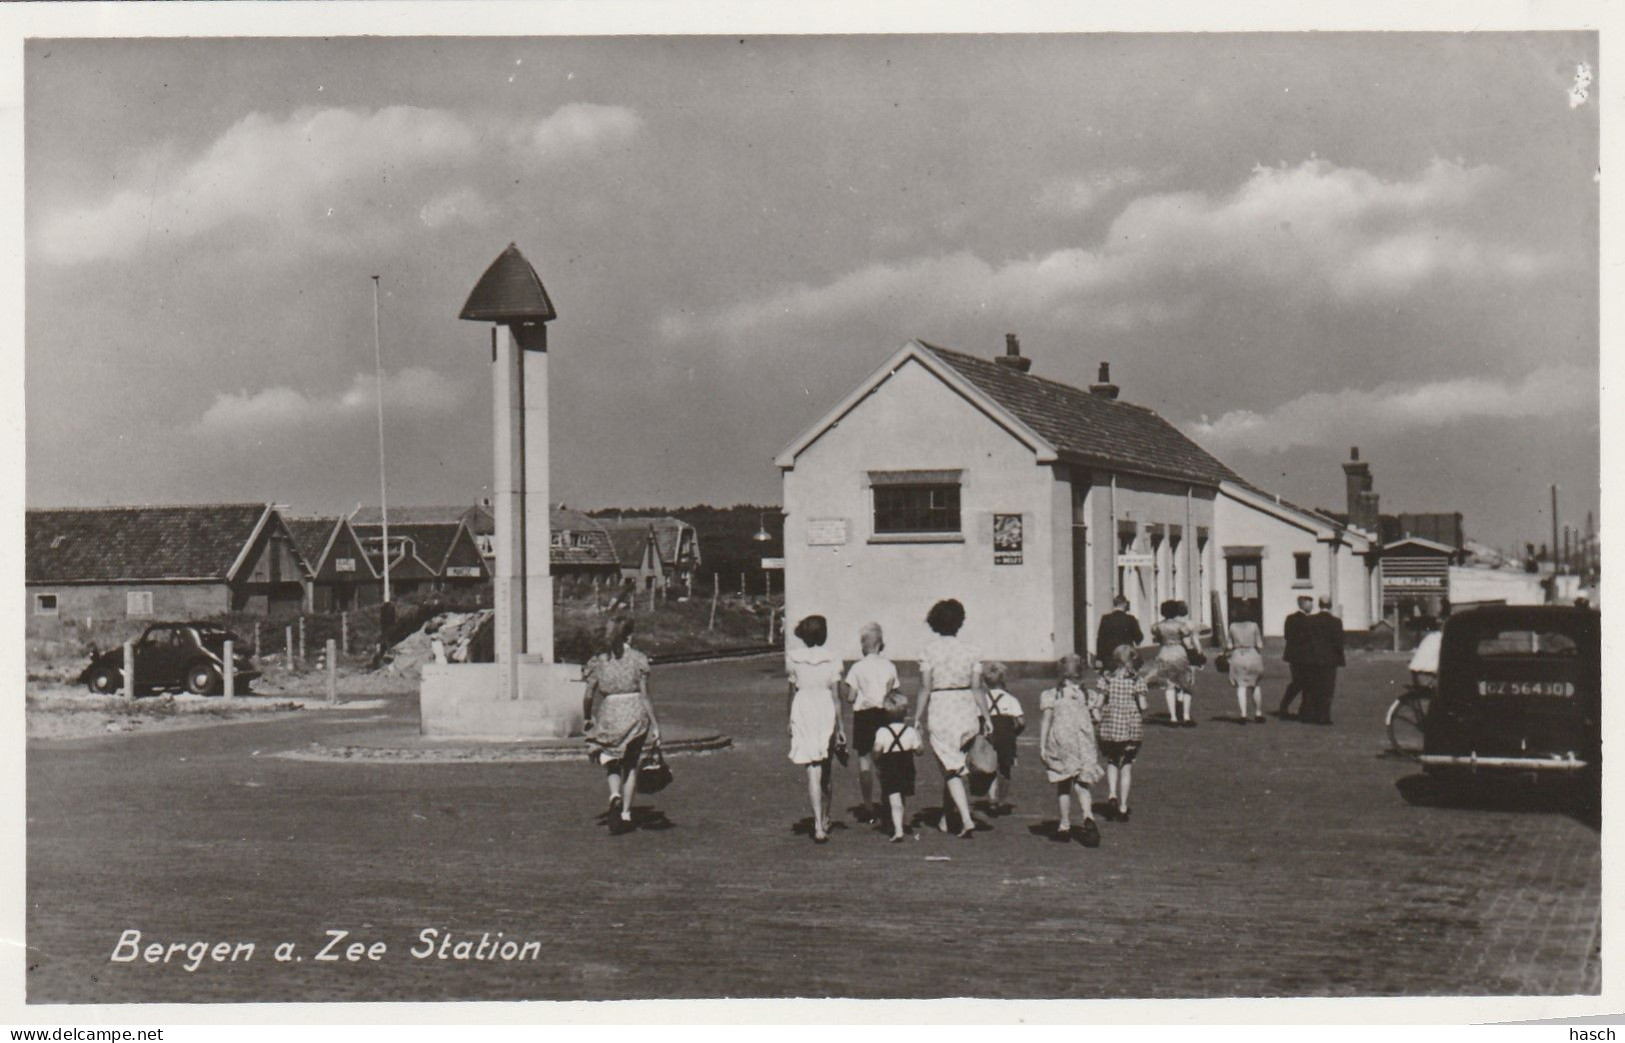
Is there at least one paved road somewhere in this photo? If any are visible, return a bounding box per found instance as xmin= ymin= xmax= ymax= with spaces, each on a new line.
xmin=26 ymin=651 xmax=1600 ymax=1002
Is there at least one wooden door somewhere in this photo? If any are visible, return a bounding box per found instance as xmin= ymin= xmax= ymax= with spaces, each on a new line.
xmin=1227 ymin=557 xmax=1262 ymax=626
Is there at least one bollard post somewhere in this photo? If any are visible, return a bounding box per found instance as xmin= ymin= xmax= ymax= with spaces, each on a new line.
xmin=286 ymin=624 xmax=295 ymax=665
xmin=122 ymin=641 xmax=135 ymax=700
xmin=740 ymin=571 xmax=746 ymax=596
xmin=326 ymin=639 xmax=337 ymax=704
xmin=298 ymin=616 xmax=306 ymax=663
xmin=341 ymin=611 xmax=349 ymax=656
xmin=223 ymin=639 xmax=235 ymax=698
xmin=709 ymin=573 xmax=719 ymax=631
xmin=254 ymin=621 xmax=261 ymax=657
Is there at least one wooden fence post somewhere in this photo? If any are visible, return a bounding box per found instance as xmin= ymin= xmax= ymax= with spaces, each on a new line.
xmin=341 ymin=611 xmax=350 ymax=656
xmin=254 ymin=621 xmax=261 ymax=658
xmin=285 ymin=624 xmax=295 ymax=665
xmin=740 ymin=571 xmax=746 ymax=596
xmin=298 ymin=616 xmax=306 ymax=663
xmin=223 ymin=639 xmax=235 ymax=698
xmin=709 ymin=573 xmax=719 ymax=631
xmin=122 ymin=641 xmax=135 ymax=700
xmin=326 ymin=639 xmax=337 ymax=704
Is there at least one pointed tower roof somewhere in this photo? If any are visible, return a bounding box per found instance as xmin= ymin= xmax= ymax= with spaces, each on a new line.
xmin=459 ymin=243 xmax=557 ymax=323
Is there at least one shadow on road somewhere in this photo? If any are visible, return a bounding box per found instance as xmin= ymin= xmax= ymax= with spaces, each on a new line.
xmin=1394 ymin=772 xmax=1600 ymax=831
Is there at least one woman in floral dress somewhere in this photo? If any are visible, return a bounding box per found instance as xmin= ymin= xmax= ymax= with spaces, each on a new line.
xmin=1146 ymin=599 xmax=1201 ymax=726
xmin=582 ymin=616 xmax=662 ymax=835
xmin=911 ymin=598 xmax=990 ymax=839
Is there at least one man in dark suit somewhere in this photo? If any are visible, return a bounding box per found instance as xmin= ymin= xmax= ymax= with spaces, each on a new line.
xmin=1094 ymin=595 xmax=1144 ymax=668
xmin=1277 ymin=595 xmax=1315 ymax=718
xmin=1303 ymin=596 xmax=1347 ymax=725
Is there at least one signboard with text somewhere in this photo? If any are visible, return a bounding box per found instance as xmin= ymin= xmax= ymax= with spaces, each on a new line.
xmin=993 ymin=513 xmax=1023 ymax=565
xmin=807 ymin=519 xmax=849 ymax=546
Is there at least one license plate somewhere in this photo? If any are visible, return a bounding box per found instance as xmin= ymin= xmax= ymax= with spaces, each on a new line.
xmin=1477 ymin=680 xmax=1574 ymax=697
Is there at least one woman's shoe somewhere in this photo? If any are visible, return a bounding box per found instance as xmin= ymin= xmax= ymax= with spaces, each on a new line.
xmin=609 ymin=794 xmax=623 ymax=815
xmin=1253 ymin=715 xmax=1267 ymax=724
xmin=1052 ymin=825 xmax=1073 ymax=842
xmin=1184 ymin=719 xmax=1198 ymax=728
xmin=609 ymin=816 xmax=635 ymax=836
xmin=1118 ymin=808 xmax=1131 ymax=823
xmin=1079 ymin=818 xmax=1102 ymax=847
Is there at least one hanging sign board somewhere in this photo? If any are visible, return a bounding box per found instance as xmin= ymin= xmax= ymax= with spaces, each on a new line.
xmin=761 ymin=557 xmax=785 ymax=571
xmin=993 ymin=513 xmax=1024 ymax=565
xmin=334 ymin=558 xmax=357 ymax=573
xmin=807 ymin=519 xmax=849 ymax=546
xmin=1116 ymin=552 xmax=1154 ymax=569
xmin=444 ymin=566 xmax=482 ymax=578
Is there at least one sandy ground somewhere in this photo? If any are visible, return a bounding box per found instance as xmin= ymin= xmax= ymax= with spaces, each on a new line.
xmin=25 ymin=684 xmax=394 ymax=741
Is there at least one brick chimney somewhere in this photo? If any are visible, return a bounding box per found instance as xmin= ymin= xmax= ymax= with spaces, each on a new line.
xmin=995 ymin=333 xmax=1032 ymax=373
xmin=1089 ymin=361 xmax=1120 ymax=400
xmin=1342 ymin=446 xmax=1379 ymax=533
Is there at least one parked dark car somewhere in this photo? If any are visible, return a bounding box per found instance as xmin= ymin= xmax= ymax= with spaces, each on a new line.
xmin=78 ymin=622 xmax=260 ymax=696
xmin=1419 ymin=605 xmax=1599 ymax=798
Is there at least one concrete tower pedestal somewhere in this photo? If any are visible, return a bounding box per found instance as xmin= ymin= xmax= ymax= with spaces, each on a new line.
xmin=419 ymin=243 xmax=585 ymax=740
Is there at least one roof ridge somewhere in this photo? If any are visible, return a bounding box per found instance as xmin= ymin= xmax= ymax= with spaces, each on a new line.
xmin=918 ymin=342 xmax=1160 ymax=413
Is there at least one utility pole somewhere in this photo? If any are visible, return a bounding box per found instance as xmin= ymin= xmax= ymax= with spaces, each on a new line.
xmin=373 ymin=275 xmax=392 ymax=604
xmin=1550 ymin=484 xmax=1560 ymax=577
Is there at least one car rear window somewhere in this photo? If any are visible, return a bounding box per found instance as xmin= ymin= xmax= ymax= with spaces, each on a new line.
xmin=1474 ymin=630 xmax=1580 ymax=657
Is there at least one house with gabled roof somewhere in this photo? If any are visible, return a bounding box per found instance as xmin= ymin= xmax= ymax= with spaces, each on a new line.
xmin=25 ymin=503 xmax=311 ymax=637
xmin=284 ymin=515 xmax=381 ymax=613
xmin=597 ymin=515 xmax=701 ymax=589
xmin=349 ymin=520 xmax=486 ymax=599
xmin=777 ymin=336 xmax=1376 ymax=663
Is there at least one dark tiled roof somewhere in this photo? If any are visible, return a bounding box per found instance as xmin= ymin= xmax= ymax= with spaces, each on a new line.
xmin=920 ymin=343 xmax=1243 ymax=487
xmin=284 ymin=516 xmax=341 ymax=569
xmin=26 ymin=504 xmax=270 ymax=583
xmin=598 ymin=516 xmax=695 ymax=564
xmin=459 ymin=243 xmax=557 ymax=323
xmin=551 ymin=508 xmax=620 ymax=568
xmin=603 ymin=525 xmax=656 ymax=569
xmin=353 ymin=522 xmax=462 ymax=573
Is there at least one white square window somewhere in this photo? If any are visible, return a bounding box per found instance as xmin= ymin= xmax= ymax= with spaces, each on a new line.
xmin=33 ymin=593 xmax=58 ymax=616
xmin=127 ymin=591 xmax=154 ymax=617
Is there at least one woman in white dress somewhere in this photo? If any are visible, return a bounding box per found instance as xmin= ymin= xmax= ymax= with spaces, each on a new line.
xmin=911 ymin=599 xmax=991 ymax=839
xmin=787 ymin=615 xmax=846 ymax=843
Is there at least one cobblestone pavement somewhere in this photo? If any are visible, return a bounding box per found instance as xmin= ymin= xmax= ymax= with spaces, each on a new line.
xmin=26 ymin=651 xmax=1600 ymax=1002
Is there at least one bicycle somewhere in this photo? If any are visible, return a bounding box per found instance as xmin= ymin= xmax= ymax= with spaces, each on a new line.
xmin=1385 ymin=676 xmax=1433 ymax=756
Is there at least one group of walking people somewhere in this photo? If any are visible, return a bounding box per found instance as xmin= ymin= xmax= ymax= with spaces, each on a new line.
xmin=576 ymin=590 xmax=1345 ymax=843
xmin=785 ymin=599 xmax=1151 ymax=848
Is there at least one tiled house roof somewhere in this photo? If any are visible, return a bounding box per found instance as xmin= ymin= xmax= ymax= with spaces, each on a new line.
xmin=919 ymin=343 xmax=1244 ymax=487
xmin=551 ymin=508 xmax=620 ymax=568
xmin=284 ymin=516 xmax=342 ymax=570
xmin=26 ymin=504 xmax=274 ymax=584
xmin=598 ymin=516 xmax=697 ymax=566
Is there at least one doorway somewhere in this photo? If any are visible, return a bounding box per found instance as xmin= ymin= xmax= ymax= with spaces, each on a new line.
xmin=1226 ymin=556 xmax=1262 ymax=626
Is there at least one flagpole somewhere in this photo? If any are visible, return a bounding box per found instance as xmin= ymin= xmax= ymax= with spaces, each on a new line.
xmin=373 ymin=275 xmax=392 ymax=604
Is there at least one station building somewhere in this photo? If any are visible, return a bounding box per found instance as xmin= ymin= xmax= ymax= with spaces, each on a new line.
xmin=777 ymin=337 xmax=1376 ymax=665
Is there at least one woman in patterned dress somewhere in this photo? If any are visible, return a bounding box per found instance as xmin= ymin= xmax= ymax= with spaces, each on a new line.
xmin=1225 ymin=616 xmax=1267 ymax=724
xmin=581 ymin=616 xmax=662 ymax=835
xmin=1039 ymin=654 xmax=1105 ymax=846
xmin=1145 ymin=599 xmax=1201 ymax=727
xmin=787 ymin=615 xmax=846 ymax=843
xmin=911 ymin=599 xmax=990 ymax=839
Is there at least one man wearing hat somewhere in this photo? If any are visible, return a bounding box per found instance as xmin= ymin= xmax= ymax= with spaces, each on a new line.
xmin=1094 ymin=594 xmax=1144 ymax=670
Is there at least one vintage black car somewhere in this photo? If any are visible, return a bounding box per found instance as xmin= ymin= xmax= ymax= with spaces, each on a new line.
xmin=1419 ymin=605 xmax=1599 ymax=796
xmin=78 ymin=622 xmax=260 ymax=696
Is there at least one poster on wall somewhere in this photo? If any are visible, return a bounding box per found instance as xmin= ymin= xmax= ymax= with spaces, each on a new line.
xmin=993 ymin=513 xmax=1024 ymax=565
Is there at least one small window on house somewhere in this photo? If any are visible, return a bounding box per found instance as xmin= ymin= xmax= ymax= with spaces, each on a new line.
xmin=33 ymin=593 xmax=58 ymax=616
xmin=1293 ymin=552 xmax=1312 ymax=586
xmin=127 ymin=591 xmax=153 ymax=617
xmin=572 ymin=533 xmax=593 ymax=548
xmin=873 ymin=484 xmax=961 ymax=535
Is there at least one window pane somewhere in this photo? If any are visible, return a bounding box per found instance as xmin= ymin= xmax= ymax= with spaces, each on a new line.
xmin=874 ymin=484 xmax=961 ymax=534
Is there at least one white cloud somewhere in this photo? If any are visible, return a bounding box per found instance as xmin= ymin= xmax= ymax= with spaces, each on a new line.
xmin=666 ymin=159 xmax=1556 ymax=339
xmin=38 ymin=103 xmax=642 ymax=265
xmin=517 ymin=102 xmax=642 ymax=160
xmin=1184 ymin=364 xmax=1593 ymax=456
xmin=419 ymin=187 xmax=497 ymax=229
xmin=1035 ymin=167 xmax=1145 ymax=215
xmin=198 ymin=367 xmax=464 ymax=433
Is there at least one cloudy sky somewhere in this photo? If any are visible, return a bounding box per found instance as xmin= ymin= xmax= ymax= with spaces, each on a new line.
xmin=24 ymin=33 xmax=1597 ymax=550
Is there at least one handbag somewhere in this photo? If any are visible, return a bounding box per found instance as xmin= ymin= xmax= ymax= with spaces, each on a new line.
xmin=636 ymin=745 xmax=672 ymax=793
xmin=1185 ymin=646 xmax=1207 ymax=668
xmin=1215 ymin=652 xmax=1230 ymax=674
xmin=965 ymin=733 xmax=999 ymax=776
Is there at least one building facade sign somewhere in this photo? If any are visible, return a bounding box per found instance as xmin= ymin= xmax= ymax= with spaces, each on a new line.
xmin=806 ymin=518 xmax=849 ymax=546
xmin=445 ymin=566 xmax=482 ymax=578
xmin=1116 ymin=552 xmax=1154 ymax=569
xmin=993 ymin=513 xmax=1023 ymax=565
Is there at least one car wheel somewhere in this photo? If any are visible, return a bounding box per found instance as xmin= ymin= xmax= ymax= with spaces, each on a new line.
xmin=186 ymin=662 xmax=221 ymax=696
xmin=86 ymin=667 xmax=121 ymax=695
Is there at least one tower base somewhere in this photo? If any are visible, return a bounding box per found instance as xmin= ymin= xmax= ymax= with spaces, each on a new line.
xmin=419 ymin=658 xmax=585 ymax=740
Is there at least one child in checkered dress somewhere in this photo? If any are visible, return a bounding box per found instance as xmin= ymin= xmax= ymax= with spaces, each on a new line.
xmin=1095 ymin=644 xmax=1148 ymax=822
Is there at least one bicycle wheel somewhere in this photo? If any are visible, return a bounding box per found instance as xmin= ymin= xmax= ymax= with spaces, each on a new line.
xmin=1386 ymin=693 xmax=1429 ymax=756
